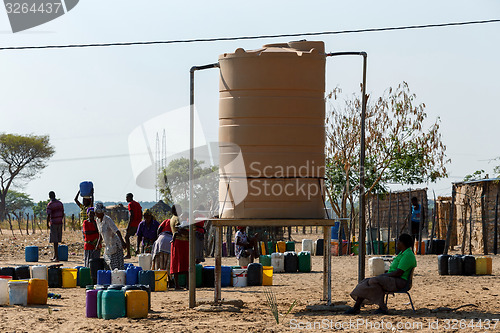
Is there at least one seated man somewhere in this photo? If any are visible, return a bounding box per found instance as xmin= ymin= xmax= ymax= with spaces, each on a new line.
xmin=345 ymin=233 xmax=417 ymax=315
xmin=235 ymin=226 xmax=258 ymax=267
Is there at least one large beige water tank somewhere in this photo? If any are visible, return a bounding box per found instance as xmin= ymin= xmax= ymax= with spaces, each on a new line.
xmin=218 ymin=41 xmax=326 ymax=219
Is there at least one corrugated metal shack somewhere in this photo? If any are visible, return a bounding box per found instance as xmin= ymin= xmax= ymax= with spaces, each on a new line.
xmin=366 ymin=188 xmax=428 ymax=240
xmin=454 ymin=178 xmax=500 ymax=254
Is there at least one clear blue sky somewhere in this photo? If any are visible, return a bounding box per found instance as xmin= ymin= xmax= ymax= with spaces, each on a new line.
xmin=1 ymin=1 xmax=499 ymax=203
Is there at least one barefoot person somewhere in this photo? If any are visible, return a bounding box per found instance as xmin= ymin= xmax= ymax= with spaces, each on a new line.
xmin=136 ymin=209 xmax=160 ymax=254
xmin=82 ymin=207 xmax=101 ymax=268
xmin=235 ymin=226 xmax=258 ymax=267
xmin=46 ymin=191 xmax=64 ymax=262
xmin=94 ymin=202 xmax=126 ymax=270
xmin=125 ymin=193 xmax=142 ymax=259
xmin=170 ymin=205 xmax=189 ymax=289
xmin=345 ymin=233 xmax=417 ymax=315
xmin=151 ymin=217 xmax=173 ymax=272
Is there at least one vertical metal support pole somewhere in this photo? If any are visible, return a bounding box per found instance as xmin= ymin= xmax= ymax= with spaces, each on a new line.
xmin=358 ymin=53 xmax=367 ymax=282
xmin=189 ymin=68 xmax=196 ymax=308
xmin=214 ymin=225 xmax=222 ymax=302
xmin=189 ymin=63 xmax=219 ymax=308
xmin=326 ymin=225 xmax=332 ymax=304
xmin=322 ymin=226 xmax=332 ymax=303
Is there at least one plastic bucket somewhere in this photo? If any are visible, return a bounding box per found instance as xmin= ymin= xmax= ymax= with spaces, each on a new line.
xmin=79 ymin=267 xmax=93 ymax=288
xmin=28 ymin=278 xmax=48 ymax=305
xmin=138 ymin=254 xmax=152 ymax=271
xmin=8 ymin=280 xmax=28 ymax=306
xmin=196 ymin=264 xmax=203 ymax=288
xmin=202 ymin=266 xmax=215 ymax=288
xmin=31 ymin=266 xmax=47 ymax=280
xmin=154 ymin=270 xmax=168 ymax=291
xmin=86 ymin=289 xmax=98 ymax=318
xmin=79 ymin=181 xmax=94 ymax=198
xmin=301 ymin=239 xmax=313 ymax=253
xmin=0 ymin=277 xmax=10 ymax=305
xmin=25 ymin=246 xmax=39 ymax=262
xmin=476 ymin=257 xmax=492 ymax=275
xmin=15 ymin=266 xmax=30 ymax=280
xmin=61 ymin=268 xmax=77 ymax=288
xmin=97 ymin=270 xmax=111 ymax=285
xmin=0 ymin=268 xmax=16 ymax=280
xmin=262 ymin=266 xmax=273 ymax=286
xmin=126 ymin=266 xmax=142 ymax=286
xmin=368 ymin=257 xmax=385 ymax=277
xmin=276 ymin=241 xmax=286 ymax=253
xmin=232 ymin=268 xmax=247 ymax=287
xmin=221 ymin=266 xmax=232 ymax=288
xmin=271 ymin=252 xmax=284 ymax=273
xmin=126 ymin=290 xmax=148 ymax=318
xmin=58 ymin=245 xmax=69 ymax=261
xmin=101 ymin=290 xmax=126 ymax=319
xmin=111 ymin=270 xmax=126 ymax=285
xmin=259 ymin=255 xmax=271 ymax=266
xmin=138 ymin=270 xmax=155 ymax=292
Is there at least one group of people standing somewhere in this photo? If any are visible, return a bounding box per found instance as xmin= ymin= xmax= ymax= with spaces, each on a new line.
xmin=45 ymin=189 xmax=207 ymax=290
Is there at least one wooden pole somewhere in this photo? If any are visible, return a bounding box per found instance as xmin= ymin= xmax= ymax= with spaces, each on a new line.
xmin=25 ymin=212 xmax=29 ymax=235
xmin=494 ymin=192 xmax=498 ymax=255
xmin=377 ymin=195 xmax=381 ymax=254
xmin=16 ymin=213 xmax=23 ymax=235
xmin=7 ymin=214 xmax=14 ymax=236
xmin=429 ymin=208 xmax=436 ymax=254
xmin=469 ymin=201 xmax=473 ymax=255
xmin=417 ymin=192 xmax=424 ymax=254
xmin=481 ymin=185 xmax=488 ymax=255
xmin=408 ymin=189 xmax=412 ymax=235
xmin=428 ymin=191 xmax=437 ymax=254
xmin=31 ymin=213 xmax=35 ymax=234
xmin=444 ymin=186 xmax=456 ymax=255
xmin=367 ymin=196 xmax=374 ymax=255
xmin=396 ymin=196 xmax=400 ymax=240
xmin=461 ymin=203 xmax=467 ymax=255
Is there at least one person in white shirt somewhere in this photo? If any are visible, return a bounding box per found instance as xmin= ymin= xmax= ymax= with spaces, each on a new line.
xmin=94 ymin=201 xmax=126 ymax=270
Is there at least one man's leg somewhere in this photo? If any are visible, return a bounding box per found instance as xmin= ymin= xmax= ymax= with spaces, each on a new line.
xmin=125 ymin=233 xmax=131 ymax=258
xmin=53 ymin=242 xmax=59 ymax=261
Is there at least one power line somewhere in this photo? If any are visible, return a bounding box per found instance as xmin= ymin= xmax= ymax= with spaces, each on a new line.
xmin=0 ymin=19 xmax=499 ymax=51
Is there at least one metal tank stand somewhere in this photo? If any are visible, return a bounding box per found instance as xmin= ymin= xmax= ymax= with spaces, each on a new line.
xmin=209 ymin=218 xmax=335 ymax=305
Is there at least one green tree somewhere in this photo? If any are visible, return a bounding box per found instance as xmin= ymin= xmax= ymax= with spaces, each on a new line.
xmin=0 ymin=133 xmax=55 ymax=219
xmin=32 ymin=199 xmax=50 ymax=219
xmin=158 ymin=157 xmax=218 ymax=210
xmin=325 ymin=82 xmax=449 ymax=219
xmin=5 ymin=190 xmax=33 ymax=214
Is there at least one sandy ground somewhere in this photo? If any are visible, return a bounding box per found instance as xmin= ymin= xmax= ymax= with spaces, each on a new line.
xmin=0 ymin=229 xmax=499 ymax=333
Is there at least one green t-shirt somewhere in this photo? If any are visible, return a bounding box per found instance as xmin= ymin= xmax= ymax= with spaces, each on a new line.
xmin=388 ymin=247 xmax=417 ymax=280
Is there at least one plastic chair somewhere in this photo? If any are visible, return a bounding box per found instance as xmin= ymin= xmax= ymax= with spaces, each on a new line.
xmin=384 ymin=268 xmax=415 ymax=312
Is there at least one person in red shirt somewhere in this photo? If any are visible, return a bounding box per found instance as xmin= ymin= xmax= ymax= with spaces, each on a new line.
xmin=82 ymin=207 xmax=101 ymax=267
xmin=125 ymin=193 xmax=142 ymax=259
xmin=151 ymin=217 xmax=173 ymax=271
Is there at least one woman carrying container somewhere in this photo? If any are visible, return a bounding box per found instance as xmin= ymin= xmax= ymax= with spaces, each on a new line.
xmin=136 ymin=209 xmax=160 ymax=254
xmin=151 ymin=217 xmax=172 ymax=271
xmin=82 ymin=207 xmax=101 ymax=267
xmin=169 ymin=205 xmax=189 ymax=289
xmin=94 ymin=202 xmax=126 ymax=270
xmin=345 ymin=233 xmax=417 ymax=315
